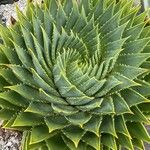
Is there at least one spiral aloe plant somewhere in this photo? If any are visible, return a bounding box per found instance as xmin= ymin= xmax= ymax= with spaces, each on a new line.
xmin=0 ymin=0 xmax=150 ymax=149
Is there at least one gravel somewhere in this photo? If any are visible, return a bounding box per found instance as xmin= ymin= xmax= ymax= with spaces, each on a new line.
xmin=0 ymin=0 xmax=41 ymax=26
xmin=0 ymin=0 xmax=26 ymax=26
xmin=0 ymin=120 xmax=22 ymax=150
xmin=0 ymin=128 xmax=22 ymax=150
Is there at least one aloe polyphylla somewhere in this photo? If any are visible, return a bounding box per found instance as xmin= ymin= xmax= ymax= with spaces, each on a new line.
xmin=0 ymin=0 xmax=150 ymax=149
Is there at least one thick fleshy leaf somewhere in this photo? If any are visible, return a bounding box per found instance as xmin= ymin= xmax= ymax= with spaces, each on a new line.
xmin=82 ymin=132 xmax=100 ymax=150
xmin=12 ymin=112 xmax=43 ymax=127
xmin=46 ymin=134 xmax=68 ymax=150
xmin=25 ymin=101 xmax=53 ymax=116
xmin=92 ymin=97 xmax=115 ymax=115
xmin=30 ymin=125 xmax=50 ymax=144
xmin=112 ymin=94 xmax=132 ymax=115
xmin=121 ymin=88 xmax=149 ymax=106
xmin=124 ymin=106 xmax=149 ymax=123
xmin=83 ymin=115 xmax=102 ymax=136
xmin=0 ymin=0 xmax=149 ymax=149
xmin=100 ymin=115 xmax=117 ymax=137
xmin=127 ymin=122 xmax=150 ymax=143
xmin=117 ymin=133 xmax=134 ymax=150
xmin=115 ymin=115 xmax=131 ymax=138
xmin=101 ymin=134 xmax=117 ymax=150
xmin=45 ymin=115 xmax=68 ymax=133
xmin=62 ymin=126 xmax=85 ymax=148
xmin=62 ymin=135 xmax=87 ymax=150
xmin=65 ymin=112 xmax=91 ymax=127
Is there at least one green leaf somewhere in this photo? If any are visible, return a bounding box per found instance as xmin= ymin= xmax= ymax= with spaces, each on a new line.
xmin=92 ymin=97 xmax=115 ymax=115
xmin=25 ymin=101 xmax=53 ymax=116
xmin=13 ymin=112 xmax=43 ymax=127
xmin=7 ymin=65 xmax=35 ymax=85
xmin=49 ymin=0 xmax=58 ymax=19
xmin=16 ymin=6 xmax=32 ymax=30
xmin=133 ymin=11 xmax=148 ymax=26
xmin=0 ymin=67 xmax=20 ymax=85
xmin=29 ymin=49 xmax=51 ymax=85
xmin=63 ymin=0 xmax=73 ymax=16
xmin=82 ymin=132 xmax=100 ymax=150
xmin=65 ymin=112 xmax=91 ymax=127
xmin=117 ymin=133 xmax=134 ymax=150
xmin=96 ymin=1 xmax=114 ymax=27
xmin=123 ymin=23 xmax=145 ymax=42
xmin=20 ymin=25 xmax=35 ymax=50
xmin=31 ymin=68 xmax=57 ymax=95
xmin=124 ymin=106 xmax=149 ymax=123
xmin=101 ymin=22 xmax=127 ymax=45
xmin=0 ymin=25 xmax=13 ymax=46
xmin=0 ymin=45 xmax=21 ymax=65
xmin=115 ymin=115 xmax=131 ymax=138
xmin=45 ymin=115 xmax=68 ymax=133
xmin=0 ymin=90 xmax=28 ymax=107
xmin=112 ymin=94 xmax=132 ymax=115
xmin=99 ymin=7 xmax=122 ymax=36
xmin=100 ymin=115 xmax=117 ymax=137
xmin=122 ymin=38 xmax=150 ymax=54
xmin=56 ymin=3 xmax=67 ymax=31
xmin=120 ymin=6 xmax=139 ymax=27
xmin=51 ymin=24 xmax=60 ymax=63
xmin=121 ymin=88 xmax=149 ymax=106
xmin=51 ymin=103 xmax=78 ymax=115
xmin=101 ymin=134 xmax=117 ymax=150
xmin=127 ymin=122 xmax=150 ymax=143
xmin=77 ymin=98 xmax=103 ymax=111
xmin=95 ymin=76 xmax=121 ymax=97
xmin=32 ymin=15 xmax=43 ymax=46
xmin=41 ymin=27 xmax=52 ymax=67
xmin=139 ymin=103 xmax=150 ymax=112
xmin=62 ymin=126 xmax=85 ymax=148
xmin=85 ymin=79 xmax=106 ymax=97
xmin=110 ymin=73 xmax=139 ymax=94
xmin=62 ymin=135 xmax=87 ymax=150
xmin=29 ymin=142 xmax=47 ymax=150
xmin=133 ymin=79 xmax=150 ymax=97
xmin=83 ymin=115 xmax=102 ymax=136
xmin=31 ymin=34 xmax=51 ymax=76
xmin=0 ymin=98 xmax=20 ymax=110
xmin=30 ymin=125 xmax=50 ymax=144
xmin=5 ymin=84 xmax=43 ymax=102
xmin=10 ymin=28 xmax=25 ymax=48
xmin=89 ymin=0 xmax=105 ymax=20
xmin=80 ymin=0 xmax=91 ymax=15
xmin=46 ymin=134 xmax=68 ymax=150
xmin=21 ymin=131 xmax=30 ymax=150
xmin=104 ymin=38 xmax=127 ymax=58
xmin=132 ymin=138 xmax=145 ymax=150
xmin=0 ymin=109 xmax=16 ymax=120
xmin=117 ymin=53 xmax=150 ymax=67
xmin=43 ymin=10 xmax=53 ymax=38
xmin=115 ymin=64 xmax=148 ymax=79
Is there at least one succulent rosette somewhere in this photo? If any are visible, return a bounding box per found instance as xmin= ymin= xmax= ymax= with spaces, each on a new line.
xmin=0 ymin=0 xmax=150 ymax=149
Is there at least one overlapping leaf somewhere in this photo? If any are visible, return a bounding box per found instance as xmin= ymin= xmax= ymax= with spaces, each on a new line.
xmin=0 ymin=0 xmax=150 ymax=150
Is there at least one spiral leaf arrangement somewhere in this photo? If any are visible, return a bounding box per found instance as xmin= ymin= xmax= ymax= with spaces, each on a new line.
xmin=0 ymin=0 xmax=150 ymax=149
